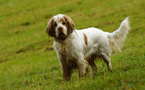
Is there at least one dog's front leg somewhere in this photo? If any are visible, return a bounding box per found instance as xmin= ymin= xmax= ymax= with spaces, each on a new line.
xmin=77 ymin=59 xmax=88 ymax=78
xmin=60 ymin=60 xmax=71 ymax=81
xmin=62 ymin=65 xmax=71 ymax=81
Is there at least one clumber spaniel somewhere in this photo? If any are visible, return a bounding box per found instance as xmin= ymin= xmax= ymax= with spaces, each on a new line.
xmin=46 ymin=14 xmax=130 ymax=80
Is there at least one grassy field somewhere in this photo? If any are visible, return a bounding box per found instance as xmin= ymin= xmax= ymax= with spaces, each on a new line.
xmin=0 ymin=0 xmax=145 ymax=89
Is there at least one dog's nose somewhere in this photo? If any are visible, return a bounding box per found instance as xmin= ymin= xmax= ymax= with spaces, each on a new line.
xmin=58 ymin=27 xmax=63 ymax=31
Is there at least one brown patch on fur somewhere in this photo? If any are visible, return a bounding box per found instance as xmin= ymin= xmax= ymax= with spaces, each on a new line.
xmin=83 ymin=33 xmax=88 ymax=45
xmin=60 ymin=18 xmax=67 ymax=26
xmin=63 ymin=15 xmax=74 ymax=34
xmin=46 ymin=19 xmax=56 ymax=37
xmin=60 ymin=57 xmax=78 ymax=80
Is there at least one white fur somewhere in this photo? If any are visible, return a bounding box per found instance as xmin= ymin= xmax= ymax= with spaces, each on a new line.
xmin=53 ymin=14 xmax=68 ymax=37
xmin=107 ymin=17 xmax=130 ymax=52
xmin=52 ymin=14 xmax=130 ymax=79
xmin=54 ymin=17 xmax=130 ymax=58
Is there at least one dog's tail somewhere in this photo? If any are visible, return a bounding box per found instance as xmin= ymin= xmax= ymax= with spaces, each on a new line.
xmin=107 ymin=17 xmax=130 ymax=52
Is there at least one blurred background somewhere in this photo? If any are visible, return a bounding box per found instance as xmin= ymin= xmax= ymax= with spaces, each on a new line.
xmin=0 ymin=0 xmax=145 ymax=89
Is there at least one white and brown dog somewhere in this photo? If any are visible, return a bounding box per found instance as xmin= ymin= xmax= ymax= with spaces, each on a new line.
xmin=46 ymin=14 xmax=130 ymax=80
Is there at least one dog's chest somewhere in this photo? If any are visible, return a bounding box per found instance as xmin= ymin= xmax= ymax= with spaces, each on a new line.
xmin=54 ymin=40 xmax=76 ymax=60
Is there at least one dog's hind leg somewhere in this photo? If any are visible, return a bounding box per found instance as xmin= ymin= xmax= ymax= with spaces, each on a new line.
xmin=88 ymin=55 xmax=98 ymax=78
xmin=102 ymin=54 xmax=112 ymax=71
xmin=88 ymin=60 xmax=97 ymax=78
xmin=100 ymin=42 xmax=112 ymax=71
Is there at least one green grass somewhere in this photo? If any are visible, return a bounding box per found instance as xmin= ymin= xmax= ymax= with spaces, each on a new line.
xmin=0 ymin=0 xmax=145 ymax=89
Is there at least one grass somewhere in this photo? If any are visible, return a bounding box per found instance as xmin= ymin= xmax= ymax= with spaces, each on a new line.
xmin=0 ymin=0 xmax=145 ymax=89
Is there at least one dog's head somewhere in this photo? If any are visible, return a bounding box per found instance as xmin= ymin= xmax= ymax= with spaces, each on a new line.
xmin=46 ymin=14 xmax=74 ymax=39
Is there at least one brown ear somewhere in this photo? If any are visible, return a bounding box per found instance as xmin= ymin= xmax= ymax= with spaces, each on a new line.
xmin=64 ymin=15 xmax=74 ymax=33
xmin=46 ymin=18 xmax=55 ymax=37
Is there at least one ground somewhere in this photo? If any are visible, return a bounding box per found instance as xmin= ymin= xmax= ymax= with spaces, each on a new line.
xmin=0 ymin=0 xmax=145 ymax=90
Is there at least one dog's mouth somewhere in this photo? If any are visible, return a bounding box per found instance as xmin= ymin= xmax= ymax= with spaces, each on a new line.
xmin=58 ymin=32 xmax=66 ymax=37
xmin=56 ymin=32 xmax=67 ymax=40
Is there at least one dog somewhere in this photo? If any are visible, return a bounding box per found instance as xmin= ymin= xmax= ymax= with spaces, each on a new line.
xmin=46 ymin=14 xmax=130 ymax=80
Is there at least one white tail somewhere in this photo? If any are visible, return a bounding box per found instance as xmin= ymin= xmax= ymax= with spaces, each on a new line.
xmin=107 ymin=17 xmax=130 ymax=52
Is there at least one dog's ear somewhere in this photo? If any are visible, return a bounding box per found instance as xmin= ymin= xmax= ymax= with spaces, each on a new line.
xmin=63 ymin=15 xmax=74 ymax=33
xmin=46 ymin=18 xmax=55 ymax=37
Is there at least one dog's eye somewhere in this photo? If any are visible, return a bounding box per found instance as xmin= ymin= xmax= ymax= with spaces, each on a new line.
xmin=54 ymin=23 xmax=57 ymax=26
xmin=62 ymin=22 xmax=66 ymax=25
